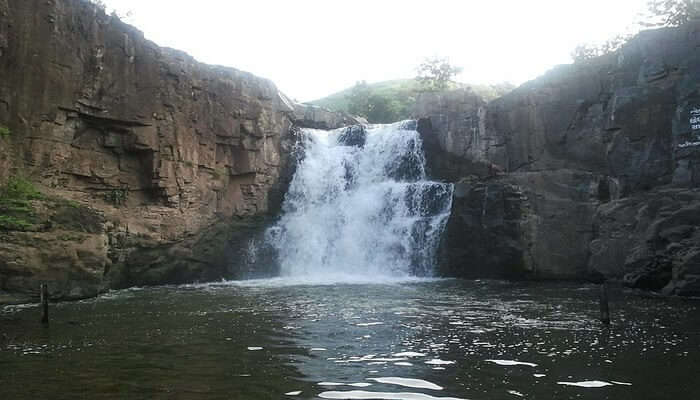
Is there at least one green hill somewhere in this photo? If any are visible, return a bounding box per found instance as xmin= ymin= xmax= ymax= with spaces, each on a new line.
xmin=308 ymin=79 xmax=515 ymax=124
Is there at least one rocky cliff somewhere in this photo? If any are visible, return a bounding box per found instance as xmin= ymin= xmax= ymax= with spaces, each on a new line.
xmin=415 ymin=22 xmax=700 ymax=296
xmin=0 ymin=0 xmax=355 ymax=304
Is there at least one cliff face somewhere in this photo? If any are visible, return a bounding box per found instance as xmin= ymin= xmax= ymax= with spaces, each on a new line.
xmin=0 ymin=0 xmax=354 ymax=304
xmin=416 ymin=22 xmax=700 ymax=295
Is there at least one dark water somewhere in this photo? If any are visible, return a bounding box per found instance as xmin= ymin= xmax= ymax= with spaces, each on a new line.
xmin=1 ymin=279 xmax=699 ymax=399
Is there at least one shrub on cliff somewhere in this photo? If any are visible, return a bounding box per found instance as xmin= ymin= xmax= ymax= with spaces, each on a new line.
xmin=0 ymin=176 xmax=43 ymax=231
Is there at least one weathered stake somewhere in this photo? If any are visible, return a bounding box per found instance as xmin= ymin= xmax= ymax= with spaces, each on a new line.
xmin=599 ymin=282 xmax=610 ymax=326
xmin=40 ymin=283 xmax=49 ymax=325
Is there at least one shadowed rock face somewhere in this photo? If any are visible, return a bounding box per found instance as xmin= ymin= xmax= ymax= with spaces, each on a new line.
xmin=0 ymin=0 xmax=350 ymax=303
xmin=415 ymin=22 xmax=700 ymax=295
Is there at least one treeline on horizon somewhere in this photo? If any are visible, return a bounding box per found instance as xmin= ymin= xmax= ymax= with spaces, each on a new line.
xmin=310 ymin=0 xmax=699 ymax=124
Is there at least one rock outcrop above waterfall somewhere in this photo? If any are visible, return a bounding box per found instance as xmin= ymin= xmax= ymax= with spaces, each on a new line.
xmin=416 ymin=22 xmax=700 ymax=296
xmin=0 ymin=0 xmax=351 ymax=304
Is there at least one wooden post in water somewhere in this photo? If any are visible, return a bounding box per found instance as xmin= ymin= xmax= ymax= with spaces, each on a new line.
xmin=599 ymin=282 xmax=610 ymax=326
xmin=40 ymin=283 xmax=49 ymax=325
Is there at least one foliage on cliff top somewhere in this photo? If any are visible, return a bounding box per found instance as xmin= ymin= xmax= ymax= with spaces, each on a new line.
xmin=572 ymin=0 xmax=700 ymax=62
xmin=310 ymin=79 xmax=514 ymax=124
xmin=642 ymin=0 xmax=700 ymax=27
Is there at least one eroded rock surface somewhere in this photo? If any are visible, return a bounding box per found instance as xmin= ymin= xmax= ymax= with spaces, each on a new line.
xmin=416 ymin=22 xmax=700 ymax=295
xmin=0 ymin=0 xmax=351 ymax=303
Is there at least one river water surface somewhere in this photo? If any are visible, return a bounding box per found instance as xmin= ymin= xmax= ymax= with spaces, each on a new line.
xmin=1 ymin=279 xmax=698 ymax=399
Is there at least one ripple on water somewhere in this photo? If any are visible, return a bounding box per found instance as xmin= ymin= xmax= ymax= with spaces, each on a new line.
xmin=392 ymin=352 xmax=425 ymax=357
xmin=485 ymin=359 xmax=537 ymax=367
xmin=368 ymin=377 xmax=443 ymax=390
xmin=556 ymin=381 xmax=613 ymax=388
xmin=318 ymin=391 xmax=467 ymax=400
xmin=424 ymin=359 xmax=454 ymax=365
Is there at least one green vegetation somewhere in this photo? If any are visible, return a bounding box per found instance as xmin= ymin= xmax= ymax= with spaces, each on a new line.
xmin=310 ymin=79 xmax=514 ymax=124
xmin=104 ymin=187 xmax=129 ymax=207
xmin=0 ymin=176 xmax=43 ymax=231
xmin=571 ymin=35 xmax=631 ymax=62
xmin=415 ymin=57 xmax=463 ymax=91
xmin=0 ymin=125 xmax=10 ymax=139
xmin=0 ymin=176 xmax=103 ymax=233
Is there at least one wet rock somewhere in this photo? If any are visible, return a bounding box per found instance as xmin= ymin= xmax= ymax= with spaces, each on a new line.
xmin=338 ymin=125 xmax=367 ymax=147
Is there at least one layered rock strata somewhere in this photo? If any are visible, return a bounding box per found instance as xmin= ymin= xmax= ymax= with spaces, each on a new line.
xmin=0 ymin=0 xmax=355 ymax=303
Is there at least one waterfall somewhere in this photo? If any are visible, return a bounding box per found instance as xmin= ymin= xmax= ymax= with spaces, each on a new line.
xmin=266 ymin=120 xmax=453 ymax=281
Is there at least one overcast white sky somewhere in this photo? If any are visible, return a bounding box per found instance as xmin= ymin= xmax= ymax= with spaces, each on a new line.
xmin=104 ymin=0 xmax=649 ymax=101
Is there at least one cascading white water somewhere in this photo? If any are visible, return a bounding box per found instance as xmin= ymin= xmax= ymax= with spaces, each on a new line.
xmin=266 ymin=120 xmax=453 ymax=281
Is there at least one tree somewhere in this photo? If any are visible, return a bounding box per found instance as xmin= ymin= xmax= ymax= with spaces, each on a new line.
xmin=88 ymin=0 xmax=107 ymax=10
xmin=415 ymin=57 xmax=462 ymax=91
xmin=642 ymin=0 xmax=700 ymax=27
xmin=571 ymin=34 xmax=631 ymax=62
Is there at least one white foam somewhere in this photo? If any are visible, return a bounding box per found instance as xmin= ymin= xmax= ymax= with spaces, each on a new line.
xmin=247 ymin=347 xmax=263 ymax=351
xmin=264 ymin=122 xmax=454 ymax=282
xmin=285 ymin=391 xmax=302 ymax=396
xmin=368 ymin=377 xmax=443 ymax=390
xmin=357 ymin=322 xmax=384 ymax=327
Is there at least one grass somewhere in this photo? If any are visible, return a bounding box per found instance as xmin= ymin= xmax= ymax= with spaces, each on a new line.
xmin=0 ymin=125 xmax=9 ymax=139
xmin=0 ymin=215 xmax=33 ymax=231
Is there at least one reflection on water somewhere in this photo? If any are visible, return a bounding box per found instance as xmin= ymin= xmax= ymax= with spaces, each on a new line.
xmin=1 ymin=280 xmax=699 ymax=399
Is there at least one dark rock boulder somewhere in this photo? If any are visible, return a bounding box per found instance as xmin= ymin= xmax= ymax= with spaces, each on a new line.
xmin=439 ymin=178 xmax=531 ymax=279
xmin=415 ymin=21 xmax=700 ymax=295
xmin=338 ymin=125 xmax=367 ymax=147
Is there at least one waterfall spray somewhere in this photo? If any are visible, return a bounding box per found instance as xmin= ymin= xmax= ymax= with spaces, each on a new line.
xmin=267 ymin=121 xmax=453 ymax=282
